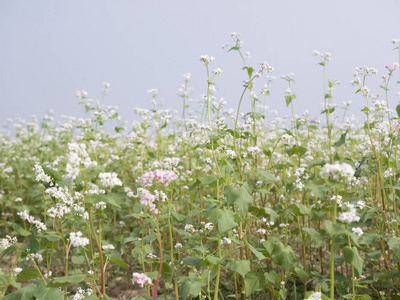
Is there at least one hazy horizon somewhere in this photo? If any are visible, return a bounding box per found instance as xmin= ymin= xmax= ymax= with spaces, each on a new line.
xmin=1 ymin=0 xmax=400 ymax=126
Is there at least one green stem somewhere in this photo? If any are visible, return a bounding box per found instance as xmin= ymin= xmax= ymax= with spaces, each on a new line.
xmin=330 ymin=191 xmax=338 ymax=300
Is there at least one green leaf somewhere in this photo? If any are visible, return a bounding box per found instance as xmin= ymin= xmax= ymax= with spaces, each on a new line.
xmin=289 ymin=203 xmax=311 ymax=217
xmin=230 ymin=260 xmax=250 ymax=278
xmin=264 ymin=270 xmax=276 ymax=284
xmin=47 ymin=274 xmax=85 ymax=288
xmin=10 ymin=223 xmax=31 ymax=237
xmin=16 ymin=268 xmax=40 ymax=280
xmin=4 ymin=282 xmax=37 ymax=300
xmin=109 ymin=257 xmax=128 ymax=268
xmin=333 ymin=131 xmax=347 ymax=147
xmin=302 ymin=227 xmax=325 ymax=247
xmin=271 ymin=242 xmax=296 ymax=272
xmin=256 ymin=169 xmax=279 ymax=182
xmin=27 ymin=233 xmax=40 ymax=254
xmin=286 ymin=146 xmax=307 ymax=157
xmin=42 ymin=166 xmax=63 ymax=181
xmin=145 ymin=271 xmax=158 ymax=280
xmin=285 ymin=95 xmax=292 ymax=107
xmin=245 ymin=240 xmax=266 ymax=260
xmin=1 ymin=245 xmax=17 ymax=258
xmin=244 ymin=271 xmax=264 ymax=296
xmin=207 ymin=207 xmax=237 ymax=234
xmin=223 ymin=184 xmax=253 ymax=217
xmin=180 ymin=278 xmax=201 ymax=299
xmin=303 ymin=182 xmax=328 ymax=200
xmin=324 ymin=220 xmax=348 ymax=236
xmin=33 ymin=281 xmax=63 ymax=300
xmin=199 ymin=175 xmax=220 ymax=185
xmin=182 ymin=256 xmax=203 ymax=267
xmin=321 ymin=107 xmax=335 ymax=114
xmin=262 ymin=207 xmax=279 ymax=222
xmin=71 ymin=256 xmax=85 ymax=265
xmin=244 ymin=66 xmax=254 ymax=78
xmin=397 ymin=104 xmax=400 ymax=118
xmin=294 ymin=266 xmax=309 ymax=279
xmin=171 ymin=211 xmax=187 ymax=223
xmin=373 ymin=269 xmax=399 ymax=280
xmin=343 ymin=246 xmax=364 ymax=275
xmin=42 ymin=234 xmax=62 ymax=242
xmin=85 ymin=194 xmax=121 ymax=208
xmin=161 ymin=262 xmax=173 ymax=282
xmin=204 ymin=255 xmax=223 ymax=268
xmin=388 ymin=237 xmax=400 ymax=259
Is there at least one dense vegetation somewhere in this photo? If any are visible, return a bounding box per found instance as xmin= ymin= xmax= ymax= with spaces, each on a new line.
xmin=1 ymin=35 xmax=400 ymax=300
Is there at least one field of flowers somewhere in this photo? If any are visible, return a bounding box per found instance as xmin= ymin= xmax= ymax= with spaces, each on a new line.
xmin=1 ymin=35 xmax=400 ymax=300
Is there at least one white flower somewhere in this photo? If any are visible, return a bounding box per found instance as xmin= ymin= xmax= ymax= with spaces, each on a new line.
xmin=305 ymin=292 xmax=322 ymax=300
xmin=12 ymin=267 xmax=22 ymax=277
xmin=95 ymin=201 xmax=107 ymax=210
xmin=312 ymin=50 xmax=320 ymax=56
xmin=204 ymin=223 xmax=214 ymax=231
xmin=221 ymin=237 xmax=231 ymax=245
xmin=103 ymin=82 xmax=110 ymax=92
xmin=70 ymin=232 xmax=89 ymax=248
xmin=320 ymin=162 xmax=354 ymax=182
xmin=352 ymin=227 xmax=364 ymax=237
xmin=185 ymin=224 xmax=195 ymax=233
xmin=33 ymin=165 xmax=51 ymax=183
xmin=212 ymin=68 xmax=223 ymax=75
xmin=337 ymin=207 xmax=360 ymax=224
xmin=102 ymin=244 xmax=115 ymax=251
xmin=98 ymin=172 xmax=122 ymax=189
xmin=0 ymin=236 xmax=18 ymax=249
xmin=76 ymin=90 xmax=87 ymax=99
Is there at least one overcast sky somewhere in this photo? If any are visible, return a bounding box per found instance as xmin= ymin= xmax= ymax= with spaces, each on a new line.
xmin=1 ymin=0 xmax=400 ymax=126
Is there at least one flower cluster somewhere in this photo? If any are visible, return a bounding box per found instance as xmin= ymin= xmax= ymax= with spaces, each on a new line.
xmin=304 ymin=292 xmax=322 ymax=300
xmin=95 ymin=201 xmax=107 ymax=210
xmin=140 ymin=169 xmax=177 ymax=186
xmin=17 ymin=210 xmax=47 ymax=232
xmin=33 ymin=165 xmax=52 ymax=184
xmin=320 ymin=162 xmax=355 ymax=182
xmin=98 ymin=172 xmax=122 ymax=189
xmin=102 ymin=244 xmax=115 ymax=250
xmin=132 ymin=272 xmax=152 ymax=288
xmin=73 ymin=287 xmax=94 ymax=300
xmin=337 ymin=207 xmax=360 ymax=224
xmin=0 ymin=235 xmax=18 ymax=249
xmin=70 ymin=231 xmax=90 ymax=248
xmin=65 ymin=142 xmax=97 ymax=180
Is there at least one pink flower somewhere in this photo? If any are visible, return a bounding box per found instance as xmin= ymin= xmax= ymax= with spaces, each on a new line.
xmin=140 ymin=169 xmax=177 ymax=186
xmin=132 ymin=272 xmax=152 ymax=288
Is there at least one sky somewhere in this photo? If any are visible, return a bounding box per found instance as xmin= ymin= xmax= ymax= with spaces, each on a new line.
xmin=1 ymin=0 xmax=400 ymax=126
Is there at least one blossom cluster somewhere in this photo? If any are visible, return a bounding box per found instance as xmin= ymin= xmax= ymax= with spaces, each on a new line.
xmin=70 ymin=231 xmax=90 ymax=248
xmin=17 ymin=210 xmax=47 ymax=232
xmin=140 ymin=169 xmax=177 ymax=186
xmin=132 ymin=272 xmax=152 ymax=288
xmin=98 ymin=172 xmax=122 ymax=189
xmin=320 ymin=162 xmax=355 ymax=182
xmin=0 ymin=235 xmax=18 ymax=249
xmin=33 ymin=165 xmax=52 ymax=184
xmin=304 ymin=292 xmax=322 ymax=300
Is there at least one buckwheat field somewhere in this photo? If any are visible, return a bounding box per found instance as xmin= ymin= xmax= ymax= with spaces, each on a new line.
xmin=2 ymin=34 xmax=400 ymax=300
